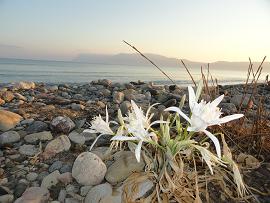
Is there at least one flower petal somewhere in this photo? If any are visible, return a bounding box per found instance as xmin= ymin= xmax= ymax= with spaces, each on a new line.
xmin=111 ymin=135 xmax=139 ymax=141
xmin=83 ymin=129 xmax=97 ymax=133
xmin=210 ymin=94 xmax=224 ymax=107
xmin=203 ymin=129 xmax=221 ymax=158
xmin=164 ymin=107 xmax=191 ymax=123
xmin=188 ymin=86 xmax=196 ymax=109
xmin=105 ymin=106 xmax=109 ymax=123
xmin=218 ymin=114 xmax=244 ymax=124
xmin=135 ymin=140 xmax=143 ymax=162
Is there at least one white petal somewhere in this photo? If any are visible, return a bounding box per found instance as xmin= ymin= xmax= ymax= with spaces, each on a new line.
xmin=210 ymin=94 xmax=224 ymax=107
xmin=147 ymin=120 xmax=169 ymax=131
xmin=146 ymin=102 xmax=159 ymax=119
xmin=187 ymin=126 xmax=197 ymax=132
xmin=83 ymin=129 xmax=97 ymax=133
xmin=105 ymin=106 xmax=109 ymax=123
xmin=203 ymin=129 xmax=221 ymax=158
xmin=164 ymin=107 xmax=191 ymax=123
xmin=188 ymin=86 xmax=196 ymax=109
xmin=135 ymin=140 xmax=143 ymax=162
xmin=111 ymin=135 xmax=138 ymax=141
xmin=131 ymin=100 xmax=143 ymax=119
xmin=218 ymin=114 xmax=244 ymax=124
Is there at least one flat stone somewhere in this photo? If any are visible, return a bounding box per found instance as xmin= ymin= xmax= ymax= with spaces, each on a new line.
xmin=25 ymin=121 xmax=48 ymax=134
xmin=0 ymin=110 xmax=22 ymax=131
xmin=68 ymin=131 xmax=85 ymax=144
xmin=0 ymin=131 xmax=20 ymax=144
xmin=85 ymin=183 xmax=112 ymax=203
xmin=19 ymin=144 xmax=39 ymax=156
xmin=42 ymin=135 xmax=71 ymax=159
xmin=72 ymin=152 xmax=107 ymax=186
xmin=41 ymin=170 xmax=60 ymax=189
xmin=14 ymin=187 xmax=50 ymax=203
xmin=24 ymin=131 xmax=53 ymax=143
xmin=105 ymin=151 xmax=145 ymax=185
xmin=80 ymin=185 xmax=93 ymax=197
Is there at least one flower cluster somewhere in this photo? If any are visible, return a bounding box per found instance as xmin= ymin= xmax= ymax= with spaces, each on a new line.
xmin=85 ymin=82 xmax=246 ymax=196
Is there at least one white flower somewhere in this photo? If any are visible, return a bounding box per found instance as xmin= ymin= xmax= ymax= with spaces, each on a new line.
xmin=84 ymin=106 xmax=115 ymax=151
xmin=111 ymin=100 xmax=166 ymax=162
xmin=165 ymin=86 xmax=244 ymax=158
xmin=84 ymin=106 xmax=114 ymax=135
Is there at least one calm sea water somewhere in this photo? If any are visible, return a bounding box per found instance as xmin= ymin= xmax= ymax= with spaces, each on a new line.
xmin=0 ymin=58 xmax=267 ymax=85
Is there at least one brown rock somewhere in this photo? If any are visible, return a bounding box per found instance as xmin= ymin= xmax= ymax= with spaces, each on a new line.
xmin=14 ymin=187 xmax=50 ymax=203
xmin=0 ymin=110 xmax=22 ymax=131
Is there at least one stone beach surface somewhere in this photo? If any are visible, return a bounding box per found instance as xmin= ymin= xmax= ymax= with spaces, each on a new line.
xmin=0 ymin=79 xmax=270 ymax=203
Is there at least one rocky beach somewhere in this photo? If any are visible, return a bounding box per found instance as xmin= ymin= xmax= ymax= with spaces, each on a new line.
xmin=0 ymin=79 xmax=270 ymax=203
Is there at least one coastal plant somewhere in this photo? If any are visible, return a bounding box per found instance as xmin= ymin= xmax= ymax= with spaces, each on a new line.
xmin=86 ymin=81 xmax=247 ymax=202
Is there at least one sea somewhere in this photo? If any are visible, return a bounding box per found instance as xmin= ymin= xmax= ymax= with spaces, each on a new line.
xmin=0 ymin=58 xmax=268 ymax=86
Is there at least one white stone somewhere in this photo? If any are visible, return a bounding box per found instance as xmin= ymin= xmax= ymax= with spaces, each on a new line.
xmin=85 ymin=183 xmax=112 ymax=203
xmin=72 ymin=152 xmax=107 ymax=186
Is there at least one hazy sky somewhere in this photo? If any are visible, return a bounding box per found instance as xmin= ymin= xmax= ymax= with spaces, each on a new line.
xmin=0 ymin=0 xmax=269 ymax=62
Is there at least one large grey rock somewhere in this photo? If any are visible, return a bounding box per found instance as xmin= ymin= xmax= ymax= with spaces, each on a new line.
xmin=14 ymin=187 xmax=50 ymax=203
xmin=0 ymin=131 xmax=20 ymax=144
xmin=85 ymin=183 xmax=112 ymax=203
xmin=50 ymin=116 xmax=75 ymax=134
xmin=72 ymin=152 xmax=107 ymax=186
xmin=0 ymin=194 xmax=14 ymax=203
xmin=24 ymin=131 xmax=53 ymax=143
xmin=105 ymin=151 xmax=145 ymax=185
xmin=0 ymin=110 xmax=22 ymax=131
xmin=42 ymin=135 xmax=71 ymax=159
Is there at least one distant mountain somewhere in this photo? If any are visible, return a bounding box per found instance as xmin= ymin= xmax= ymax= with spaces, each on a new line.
xmin=73 ymin=53 xmax=270 ymax=71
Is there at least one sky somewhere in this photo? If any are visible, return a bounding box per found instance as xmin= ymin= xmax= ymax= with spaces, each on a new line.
xmin=0 ymin=0 xmax=269 ymax=62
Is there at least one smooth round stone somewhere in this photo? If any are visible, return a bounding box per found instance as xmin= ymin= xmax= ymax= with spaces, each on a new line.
xmin=41 ymin=170 xmax=60 ymax=189
xmin=72 ymin=152 xmax=107 ymax=186
xmin=25 ymin=121 xmax=48 ymax=134
xmin=50 ymin=116 xmax=75 ymax=134
xmin=14 ymin=187 xmax=50 ymax=203
xmin=0 ymin=194 xmax=14 ymax=203
xmin=0 ymin=131 xmax=20 ymax=144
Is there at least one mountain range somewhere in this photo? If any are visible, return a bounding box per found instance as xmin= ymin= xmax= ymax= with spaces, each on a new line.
xmin=73 ymin=53 xmax=270 ymax=71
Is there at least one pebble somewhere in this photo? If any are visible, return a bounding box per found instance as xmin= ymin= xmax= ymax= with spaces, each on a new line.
xmin=14 ymin=187 xmax=50 ymax=203
xmin=41 ymin=170 xmax=60 ymax=189
xmin=14 ymin=183 xmax=28 ymax=198
xmin=13 ymin=81 xmax=36 ymax=90
xmin=49 ymin=161 xmax=63 ymax=173
xmin=25 ymin=121 xmax=48 ymax=134
xmin=72 ymin=152 xmax=107 ymax=186
xmin=105 ymin=151 xmax=145 ymax=185
xmin=80 ymin=185 xmax=93 ymax=196
xmin=19 ymin=144 xmax=39 ymax=156
xmin=0 ymin=131 xmax=20 ymax=144
xmin=120 ymin=101 xmax=131 ymax=115
xmin=24 ymin=131 xmax=53 ymax=143
xmin=113 ymin=91 xmax=125 ymax=104
xmin=50 ymin=116 xmax=75 ymax=134
xmin=68 ymin=131 xmax=85 ymax=144
xmin=1 ymin=91 xmax=14 ymax=102
xmin=85 ymin=183 xmax=112 ymax=203
xmin=42 ymin=135 xmax=71 ymax=159
xmin=26 ymin=172 xmax=38 ymax=181
xmin=0 ymin=110 xmax=22 ymax=131
xmin=71 ymin=103 xmax=85 ymax=111
xmin=0 ymin=194 xmax=14 ymax=203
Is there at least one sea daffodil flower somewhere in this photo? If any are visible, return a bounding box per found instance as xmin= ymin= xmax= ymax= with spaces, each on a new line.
xmin=111 ymin=100 xmax=166 ymax=162
xmin=84 ymin=106 xmax=115 ymax=150
xmin=165 ymin=86 xmax=244 ymax=158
